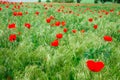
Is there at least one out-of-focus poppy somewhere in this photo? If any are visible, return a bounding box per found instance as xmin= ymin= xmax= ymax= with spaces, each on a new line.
xmin=61 ymin=21 xmax=66 ymax=26
xmin=55 ymin=21 xmax=60 ymax=26
xmin=25 ymin=23 xmax=31 ymax=29
xmin=0 ymin=7 xmax=2 ymax=11
xmin=63 ymin=28 xmax=67 ymax=33
xmin=56 ymin=33 xmax=63 ymax=39
xmin=88 ymin=18 xmax=93 ymax=22
xmin=35 ymin=11 xmax=39 ymax=15
xmin=93 ymin=24 xmax=98 ymax=29
xmin=8 ymin=23 xmax=16 ymax=29
xmin=46 ymin=18 xmax=51 ymax=23
xmin=72 ymin=29 xmax=77 ymax=33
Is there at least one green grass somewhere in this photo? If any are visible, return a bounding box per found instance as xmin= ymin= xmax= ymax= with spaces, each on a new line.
xmin=0 ymin=2 xmax=120 ymax=80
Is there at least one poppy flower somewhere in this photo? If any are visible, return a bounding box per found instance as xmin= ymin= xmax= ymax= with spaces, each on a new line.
xmin=8 ymin=23 xmax=16 ymax=29
xmin=88 ymin=18 xmax=93 ymax=22
xmin=51 ymin=40 xmax=59 ymax=47
xmin=50 ymin=15 xmax=54 ymax=20
xmin=93 ymin=24 xmax=98 ymax=29
xmin=18 ymin=5 xmax=20 ymax=9
xmin=14 ymin=5 xmax=17 ymax=9
xmin=46 ymin=18 xmax=51 ymax=23
xmin=25 ymin=23 xmax=31 ymax=29
xmin=80 ymin=29 xmax=85 ymax=33
xmin=86 ymin=60 xmax=104 ymax=72
xmin=105 ymin=12 xmax=109 ymax=15
xmin=63 ymin=28 xmax=67 ymax=33
xmin=110 ymin=9 xmax=114 ymax=12
xmin=57 ymin=9 xmax=61 ymax=12
xmin=18 ymin=12 xmax=23 ymax=16
xmin=6 ymin=5 xmax=9 ymax=8
xmin=9 ymin=34 xmax=16 ymax=42
xmin=20 ymin=2 xmax=22 ymax=5
xmin=56 ymin=33 xmax=63 ymax=39
xmin=61 ymin=21 xmax=66 ymax=26
xmin=35 ymin=11 xmax=39 ymax=15
xmin=0 ymin=7 xmax=2 ymax=11
xmin=104 ymin=36 xmax=112 ymax=42
xmin=13 ymin=12 xmax=17 ymax=16
xmin=72 ymin=29 xmax=77 ymax=33
xmin=55 ymin=21 xmax=60 ymax=26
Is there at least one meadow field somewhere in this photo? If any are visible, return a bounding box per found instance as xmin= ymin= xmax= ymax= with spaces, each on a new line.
xmin=0 ymin=2 xmax=120 ymax=80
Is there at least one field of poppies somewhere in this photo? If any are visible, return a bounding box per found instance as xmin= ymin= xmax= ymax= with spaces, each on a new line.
xmin=0 ymin=1 xmax=120 ymax=80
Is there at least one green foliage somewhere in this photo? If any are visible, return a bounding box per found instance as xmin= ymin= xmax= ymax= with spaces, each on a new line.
xmin=84 ymin=45 xmax=112 ymax=60
xmin=77 ymin=0 xmax=81 ymax=3
xmin=38 ymin=0 xmax=41 ymax=2
xmin=46 ymin=0 xmax=51 ymax=2
xmin=94 ymin=0 xmax=98 ymax=3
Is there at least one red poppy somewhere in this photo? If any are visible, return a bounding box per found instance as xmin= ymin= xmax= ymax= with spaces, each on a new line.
xmin=8 ymin=23 xmax=16 ymax=29
xmin=20 ymin=2 xmax=22 ymax=5
xmin=61 ymin=21 xmax=66 ymax=26
xmin=50 ymin=15 xmax=54 ymax=20
xmin=51 ymin=40 xmax=59 ymax=47
xmin=18 ymin=12 xmax=23 ymax=16
xmin=56 ymin=33 xmax=63 ymax=39
xmin=6 ymin=5 xmax=9 ymax=8
xmin=9 ymin=34 xmax=16 ymax=42
xmin=18 ymin=5 xmax=20 ymax=9
xmin=110 ymin=9 xmax=114 ymax=12
xmin=55 ymin=21 xmax=60 ymax=26
xmin=57 ymin=9 xmax=61 ymax=12
xmin=80 ymin=29 xmax=85 ymax=33
xmin=93 ymin=24 xmax=98 ymax=29
xmin=88 ymin=18 xmax=93 ymax=22
xmin=63 ymin=28 xmax=67 ymax=33
xmin=72 ymin=29 xmax=77 ymax=33
xmin=14 ymin=5 xmax=17 ymax=9
xmin=105 ymin=12 xmax=109 ymax=15
xmin=104 ymin=36 xmax=112 ymax=42
xmin=25 ymin=23 xmax=31 ymax=29
xmin=35 ymin=11 xmax=39 ymax=15
xmin=46 ymin=18 xmax=51 ymax=23
xmin=86 ymin=60 xmax=104 ymax=72
xmin=13 ymin=12 xmax=17 ymax=16
xmin=0 ymin=7 xmax=2 ymax=11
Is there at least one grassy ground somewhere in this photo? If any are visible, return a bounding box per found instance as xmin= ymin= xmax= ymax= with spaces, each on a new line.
xmin=0 ymin=2 xmax=120 ymax=80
